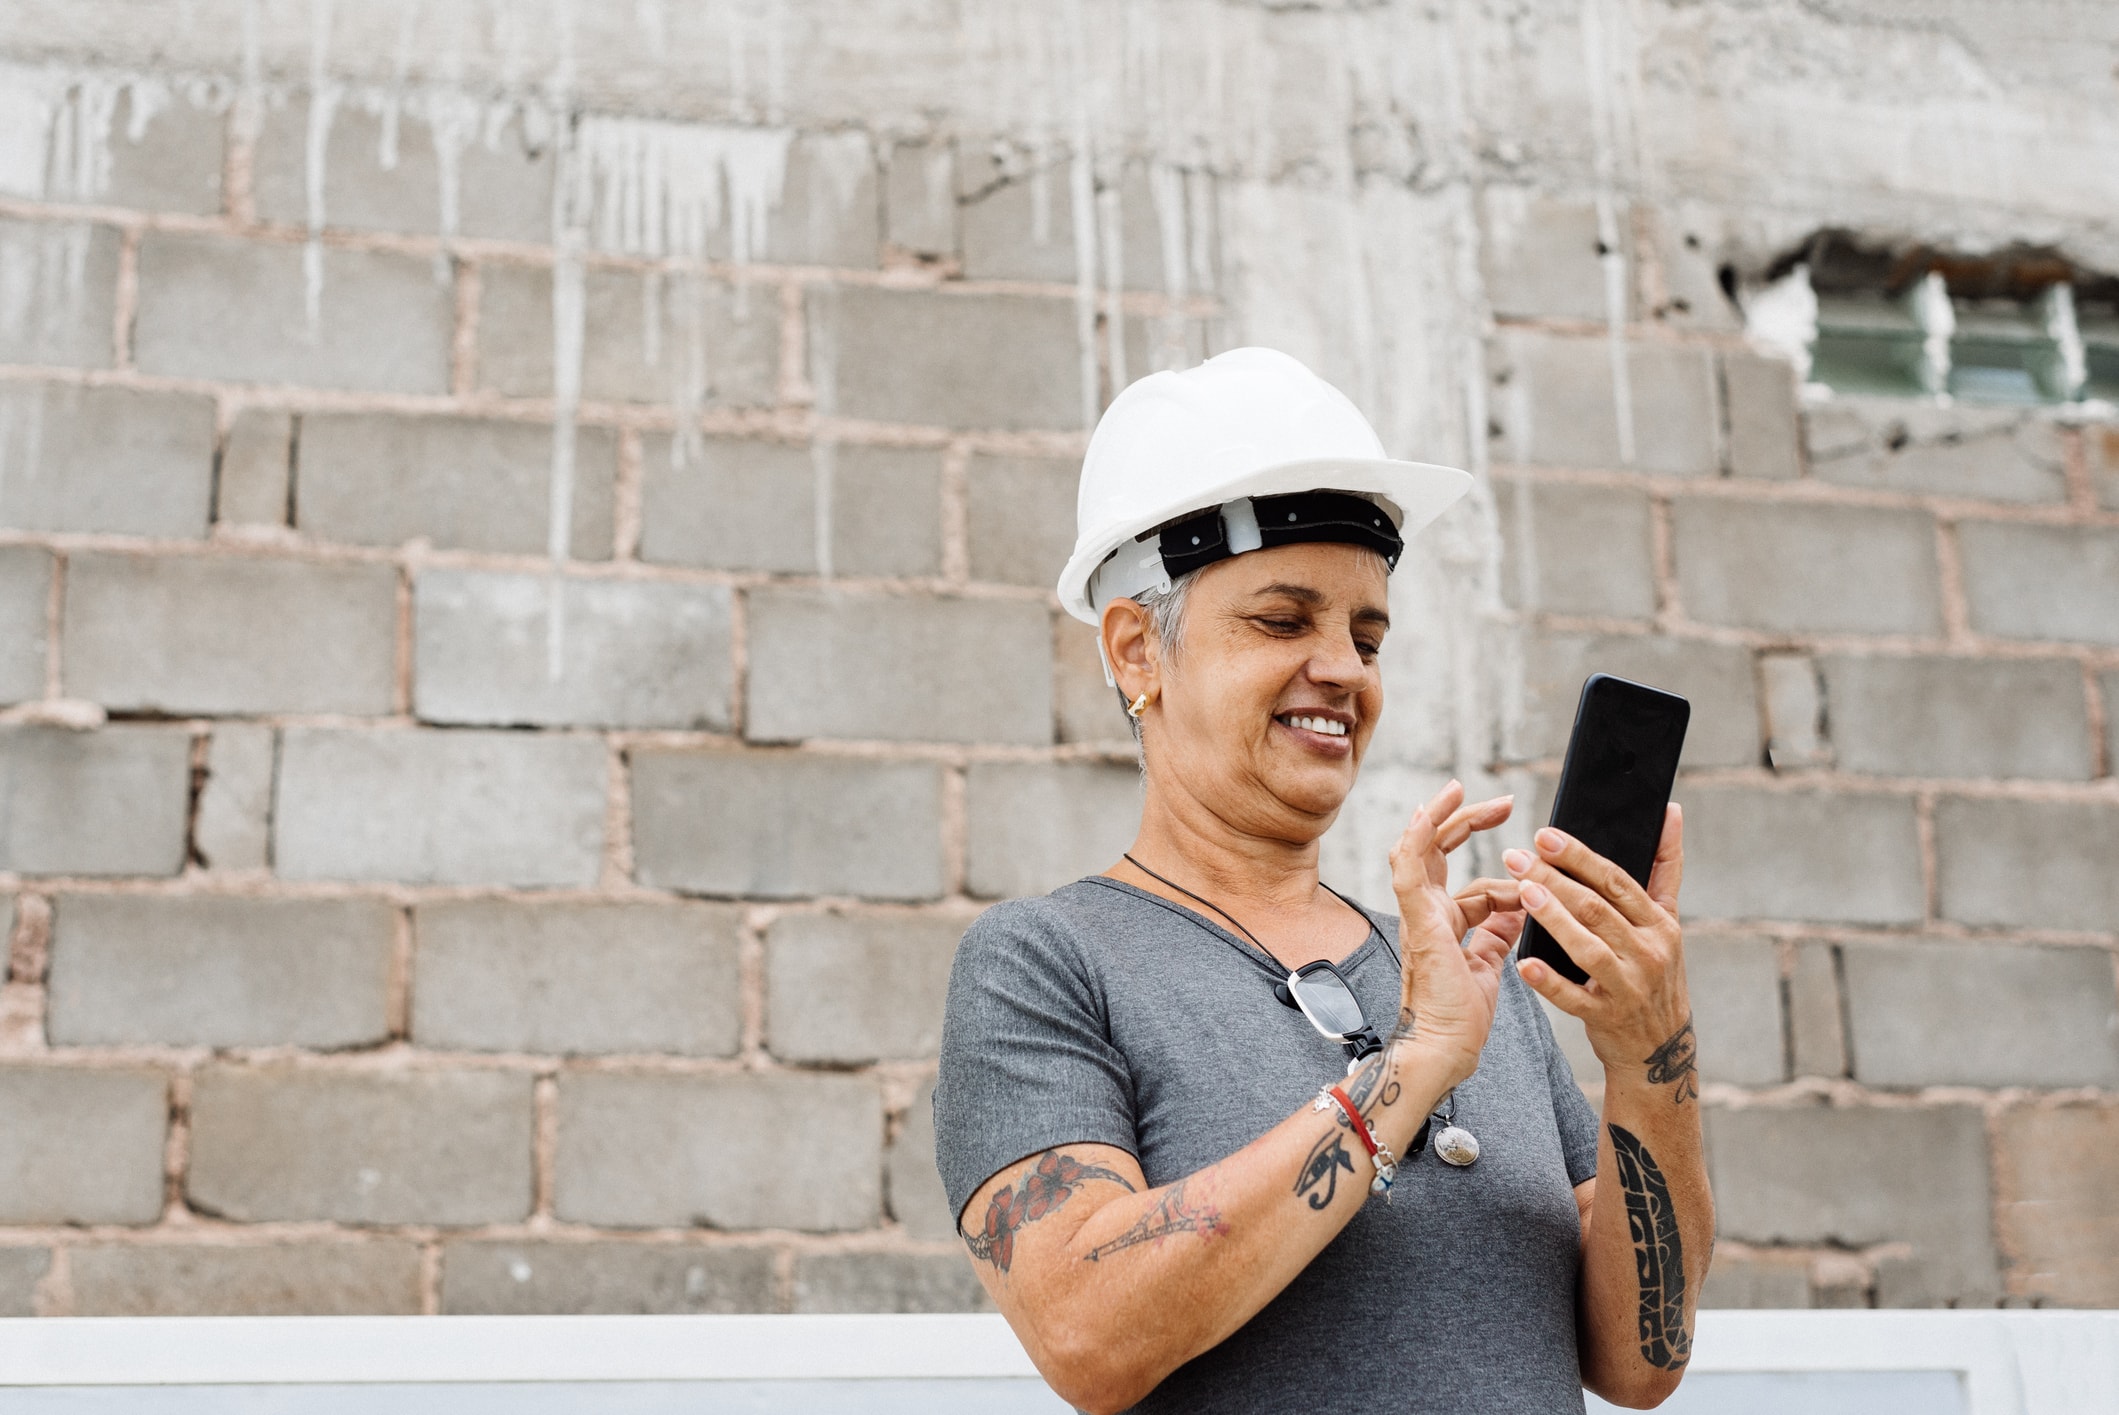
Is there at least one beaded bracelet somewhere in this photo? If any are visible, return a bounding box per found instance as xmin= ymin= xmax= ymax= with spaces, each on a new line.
xmin=1314 ymin=1083 xmax=1398 ymax=1202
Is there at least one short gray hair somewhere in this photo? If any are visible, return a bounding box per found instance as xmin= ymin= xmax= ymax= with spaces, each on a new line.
xmin=1115 ymin=570 xmax=1197 ymax=739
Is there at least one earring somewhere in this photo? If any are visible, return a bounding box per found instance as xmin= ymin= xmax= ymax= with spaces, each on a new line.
xmin=1127 ymin=692 xmax=1152 ymax=720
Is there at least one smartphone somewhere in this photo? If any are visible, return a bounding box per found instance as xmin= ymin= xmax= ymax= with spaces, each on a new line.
xmin=1517 ymin=674 xmax=1690 ymax=986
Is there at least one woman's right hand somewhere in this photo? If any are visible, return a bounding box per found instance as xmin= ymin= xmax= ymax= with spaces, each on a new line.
xmin=1388 ymin=779 xmax=1518 ymax=1084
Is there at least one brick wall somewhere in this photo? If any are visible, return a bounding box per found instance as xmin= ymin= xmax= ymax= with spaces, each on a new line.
xmin=0 ymin=0 xmax=2114 ymax=1319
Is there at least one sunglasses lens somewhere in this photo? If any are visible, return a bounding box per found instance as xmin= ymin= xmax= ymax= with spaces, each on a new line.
xmin=1290 ymin=969 xmax=1365 ymax=1038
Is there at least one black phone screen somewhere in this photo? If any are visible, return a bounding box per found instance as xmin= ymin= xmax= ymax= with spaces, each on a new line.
xmin=1516 ymin=674 xmax=1690 ymax=987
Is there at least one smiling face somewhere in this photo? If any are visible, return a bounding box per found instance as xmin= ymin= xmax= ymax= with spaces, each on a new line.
xmin=1105 ymin=540 xmax=1391 ymax=845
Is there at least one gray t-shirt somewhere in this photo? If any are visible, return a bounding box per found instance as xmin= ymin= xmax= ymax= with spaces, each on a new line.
xmin=934 ymin=877 xmax=1601 ymax=1415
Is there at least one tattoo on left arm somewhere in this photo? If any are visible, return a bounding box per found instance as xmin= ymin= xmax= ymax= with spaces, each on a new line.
xmin=1609 ymin=1124 xmax=1691 ymax=1372
xmin=1643 ymin=1017 xmax=1698 ymax=1105
xmin=964 ymin=1149 xmax=1135 ymax=1274
xmin=1082 ymin=1177 xmax=1230 ymax=1262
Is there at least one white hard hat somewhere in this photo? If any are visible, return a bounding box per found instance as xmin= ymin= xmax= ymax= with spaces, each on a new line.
xmin=1057 ymin=347 xmax=1472 ymax=625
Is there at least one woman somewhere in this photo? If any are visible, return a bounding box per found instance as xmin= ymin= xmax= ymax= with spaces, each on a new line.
xmin=933 ymin=349 xmax=1710 ymax=1415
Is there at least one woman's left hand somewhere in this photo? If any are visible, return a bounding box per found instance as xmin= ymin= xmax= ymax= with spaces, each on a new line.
xmin=1502 ymin=805 xmax=1693 ymax=1085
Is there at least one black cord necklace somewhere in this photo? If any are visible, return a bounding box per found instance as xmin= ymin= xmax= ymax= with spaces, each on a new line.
xmin=1117 ymin=853 xmax=1479 ymax=1169
xmin=1120 ymin=853 xmax=1381 ymax=968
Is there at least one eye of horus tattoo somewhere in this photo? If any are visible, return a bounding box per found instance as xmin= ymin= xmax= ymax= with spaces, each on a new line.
xmin=1644 ymin=1017 xmax=1698 ymax=1105
xmin=1609 ymin=1124 xmax=1690 ymax=1372
xmin=1083 ymin=1176 xmax=1230 ymax=1262
xmin=964 ymin=1150 xmax=1135 ymax=1274
xmin=1293 ymin=1054 xmax=1407 ymax=1211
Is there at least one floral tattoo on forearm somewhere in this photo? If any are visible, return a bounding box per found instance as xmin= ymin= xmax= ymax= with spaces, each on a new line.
xmin=1082 ymin=1176 xmax=1230 ymax=1262
xmin=964 ymin=1149 xmax=1135 ymax=1273
xmin=1610 ymin=1124 xmax=1691 ymax=1371
xmin=1644 ymin=1016 xmax=1698 ymax=1105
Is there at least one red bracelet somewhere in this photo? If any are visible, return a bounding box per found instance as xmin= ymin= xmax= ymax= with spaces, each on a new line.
xmin=1317 ymin=1083 xmax=1399 ymax=1200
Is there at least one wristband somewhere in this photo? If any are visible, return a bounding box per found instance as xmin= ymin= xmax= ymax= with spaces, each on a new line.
xmin=1314 ymin=1083 xmax=1398 ymax=1202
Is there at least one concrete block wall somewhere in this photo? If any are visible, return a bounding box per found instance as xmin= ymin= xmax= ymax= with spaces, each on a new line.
xmin=0 ymin=0 xmax=2114 ymax=1322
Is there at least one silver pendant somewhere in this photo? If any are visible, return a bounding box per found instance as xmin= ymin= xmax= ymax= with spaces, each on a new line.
xmin=1433 ymin=1125 xmax=1480 ymax=1167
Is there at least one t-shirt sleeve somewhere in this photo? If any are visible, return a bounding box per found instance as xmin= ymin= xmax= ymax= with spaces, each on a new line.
xmin=1518 ymin=964 xmax=1602 ymax=1186
xmin=931 ymin=900 xmax=1139 ymax=1228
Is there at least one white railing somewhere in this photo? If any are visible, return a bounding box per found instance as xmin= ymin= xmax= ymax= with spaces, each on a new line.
xmin=0 ymin=1310 xmax=2113 ymax=1413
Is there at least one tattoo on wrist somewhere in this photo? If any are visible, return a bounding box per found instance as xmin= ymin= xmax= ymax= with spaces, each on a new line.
xmin=1295 ymin=1128 xmax=1357 ymax=1210
xmin=1083 ymin=1176 xmax=1228 ymax=1262
xmin=1610 ymin=1124 xmax=1691 ymax=1372
xmin=1388 ymin=1004 xmax=1416 ymax=1045
xmin=1644 ymin=1016 xmax=1698 ymax=1105
xmin=964 ymin=1149 xmax=1135 ymax=1273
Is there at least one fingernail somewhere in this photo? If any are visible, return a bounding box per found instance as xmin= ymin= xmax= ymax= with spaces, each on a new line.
xmin=1521 ymin=881 xmax=1550 ymax=909
xmin=1503 ymin=849 xmax=1533 ymax=875
xmin=1536 ymin=827 xmax=1567 ymax=854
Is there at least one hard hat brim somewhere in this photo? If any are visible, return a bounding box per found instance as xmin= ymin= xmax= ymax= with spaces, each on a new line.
xmin=1056 ymin=456 xmax=1474 ymax=624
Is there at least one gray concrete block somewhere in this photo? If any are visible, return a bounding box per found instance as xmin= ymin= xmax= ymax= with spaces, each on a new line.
xmin=411 ymin=899 xmax=742 ymax=1056
xmin=1515 ymin=632 xmax=1759 ymax=769
xmin=47 ymin=895 xmax=393 ymax=1049
xmin=0 ymin=220 xmax=118 ymax=366
xmin=476 ymin=264 xmax=779 ymax=409
xmin=0 ymin=1067 xmax=167 ymax=1224
xmin=1993 ymin=1103 xmax=2119 ymax=1306
xmin=414 ymin=570 xmax=732 ymax=731
xmin=1480 ymin=191 xmax=1612 ymax=323
xmin=2092 ymin=426 xmax=2119 ymax=512
xmin=0 ymin=725 xmax=192 ymax=877
xmin=134 ymin=233 xmax=453 ymax=394
xmin=1805 ymin=399 xmax=2067 ymax=504
xmin=1959 ymin=522 xmax=2119 ymax=646
xmin=638 ymin=437 xmax=941 ymax=579
xmin=1843 ymin=939 xmax=2119 ymax=1089
xmin=1787 ymin=941 xmax=1846 ymax=1079
xmin=746 ymin=589 xmax=1051 ymax=746
xmin=296 ymin=412 xmax=617 ymax=559
xmin=1818 ymin=654 xmax=2092 ymax=780
xmin=275 ymin=727 xmax=607 ymax=888
xmin=554 ymin=1071 xmax=881 ymax=1231
xmin=254 ymin=96 xmax=551 ymax=243
xmin=885 ymin=141 xmax=957 ymax=256
xmin=1681 ymin=787 xmax=1924 ymax=925
xmin=1722 ymin=350 xmax=1803 ymax=481
xmin=1706 ymin=1103 xmax=1999 ymax=1305
xmin=765 ymin=131 xmax=881 ymax=269
xmin=70 ymin=1241 xmax=422 ymax=1316
xmin=888 ymin=1080 xmax=956 ymax=1241
xmin=966 ymin=455 xmax=1076 ymax=590
xmin=766 ymin=911 xmax=962 ymax=1063
xmin=1495 ymin=480 xmax=1658 ymax=621
xmin=1494 ymin=331 xmax=1720 ymax=476
xmin=0 ymin=382 xmax=213 ymax=537
xmin=1673 ymin=499 xmax=1943 ymax=636
xmin=63 ymin=553 xmax=397 ymax=715
xmin=187 ymin=1066 xmax=533 ymax=1225
xmin=812 ymin=285 xmax=1083 ymax=430
xmin=216 ymin=409 xmax=292 ymax=526
xmin=0 ymin=547 xmax=50 ymax=704
xmin=0 ymin=1247 xmax=49 ymax=1316
xmin=441 ymin=1240 xmax=779 ymax=1315
xmin=195 ymin=722 xmax=274 ymax=872
xmin=964 ymin=761 xmax=1141 ymax=900
xmin=792 ymin=1251 xmax=991 ymax=1313
xmin=1053 ymin=614 xmax=1132 ymax=748
xmin=631 ymin=749 xmax=944 ymax=901
xmin=1935 ymin=798 xmax=2119 ymax=935
xmin=2107 ymin=671 xmax=2119 ymax=773
xmin=1687 ymin=935 xmax=1784 ymax=1086
xmin=1699 ymin=1250 xmax=1813 ymax=1309
xmin=1760 ymin=653 xmax=1829 ymax=770
xmin=99 ymin=89 xmax=224 ymax=216
xmin=959 ymin=159 xmax=1081 ymax=284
